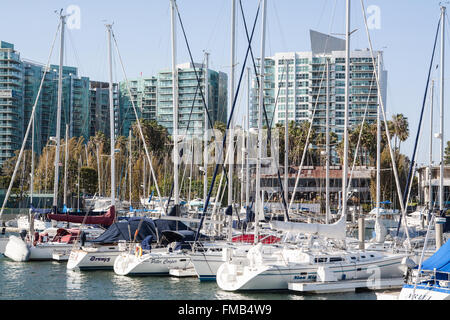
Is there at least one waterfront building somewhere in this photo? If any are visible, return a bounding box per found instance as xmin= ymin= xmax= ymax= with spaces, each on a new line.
xmin=417 ymin=165 xmax=450 ymax=207
xmin=156 ymin=62 xmax=228 ymax=135
xmin=118 ymin=76 xmax=157 ymax=136
xmin=90 ymin=80 xmax=119 ymax=138
xmin=250 ymin=30 xmax=388 ymax=164
xmin=0 ymin=41 xmax=24 ymax=165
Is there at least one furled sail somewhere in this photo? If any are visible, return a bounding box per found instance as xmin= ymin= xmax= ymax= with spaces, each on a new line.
xmin=269 ymin=212 xmax=347 ymax=240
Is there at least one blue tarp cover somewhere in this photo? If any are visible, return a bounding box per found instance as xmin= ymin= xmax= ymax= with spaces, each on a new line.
xmin=421 ymin=239 xmax=450 ymax=273
xmin=90 ymin=217 xmax=158 ymax=243
xmin=90 ymin=217 xmax=198 ymax=244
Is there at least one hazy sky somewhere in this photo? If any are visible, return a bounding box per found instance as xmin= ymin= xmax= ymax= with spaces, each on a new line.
xmin=0 ymin=0 xmax=448 ymax=166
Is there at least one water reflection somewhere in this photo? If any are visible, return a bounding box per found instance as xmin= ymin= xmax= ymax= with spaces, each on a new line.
xmin=0 ymin=257 xmax=378 ymax=300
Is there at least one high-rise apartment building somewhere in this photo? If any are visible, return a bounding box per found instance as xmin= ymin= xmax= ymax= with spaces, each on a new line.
xmin=250 ymin=31 xmax=387 ymax=145
xmin=119 ymin=63 xmax=228 ymax=136
xmin=157 ymin=62 xmax=228 ymax=135
xmin=0 ymin=41 xmax=24 ymax=165
xmin=118 ymin=76 xmax=157 ymax=136
xmin=89 ymin=81 xmax=119 ymax=138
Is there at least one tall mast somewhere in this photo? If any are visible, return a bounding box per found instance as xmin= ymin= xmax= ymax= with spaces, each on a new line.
xmin=129 ymin=129 xmax=132 ymax=206
xmin=376 ymin=53 xmax=382 ymax=219
xmin=106 ymin=23 xmax=116 ymax=207
xmin=325 ymin=58 xmax=330 ymax=224
xmin=228 ymin=0 xmax=236 ymax=220
xmin=246 ymin=67 xmax=251 ymax=211
xmin=203 ymin=51 xmax=209 ymax=203
xmin=30 ymin=116 xmax=35 ymax=205
xmin=342 ymin=0 xmax=350 ymax=219
xmin=429 ymin=80 xmax=434 ymax=214
xmin=284 ymin=57 xmax=289 ymax=220
xmin=29 ymin=115 xmax=35 ymax=237
xmin=170 ymin=0 xmax=179 ymax=208
xmin=52 ymin=13 xmax=66 ymax=210
xmin=241 ymin=116 xmax=245 ymax=209
xmin=63 ymin=124 xmax=69 ymax=208
xmin=437 ymin=5 xmax=446 ymax=249
xmin=255 ymin=0 xmax=267 ymax=244
xmin=225 ymin=0 xmax=237 ymax=242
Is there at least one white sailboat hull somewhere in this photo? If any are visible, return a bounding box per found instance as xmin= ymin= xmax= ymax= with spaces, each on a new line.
xmin=4 ymin=235 xmax=73 ymax=261
xmin=399 ymin=284 xmax=450 ymax=300
xmin=67 ymin=246 xmax=120 ymax=271
xmin=190 ymin=251 xmax=224 ymax=281
xmin=114 ymin=251 xmax=192 ymax=276
xmin=217 ymin=254 xmax=406 ymax=291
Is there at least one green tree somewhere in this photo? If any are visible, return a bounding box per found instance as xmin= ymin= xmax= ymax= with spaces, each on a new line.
xmin=80 ymin=167 xmax=98 ymax=195
xmin=445 ymin=141 xmax=450 ymax=165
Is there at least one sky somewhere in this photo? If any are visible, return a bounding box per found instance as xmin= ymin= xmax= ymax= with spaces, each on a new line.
xmin=0 ymin=0 xmax=448 ymax=167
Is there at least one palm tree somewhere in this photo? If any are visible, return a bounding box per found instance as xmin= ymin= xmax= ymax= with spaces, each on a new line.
xmin=389 ymin=113 xmax=409 ymax=153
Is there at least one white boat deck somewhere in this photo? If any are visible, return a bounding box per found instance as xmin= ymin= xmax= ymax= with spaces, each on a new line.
xmin=288 ymin=278 xmax=405 ymax=294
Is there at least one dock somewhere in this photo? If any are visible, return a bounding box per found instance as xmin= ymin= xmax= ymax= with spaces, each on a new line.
xmin=288 ymin=278 xmax=405 ymax=294
xmin=169 ymin=267 xmax=197 ymax=277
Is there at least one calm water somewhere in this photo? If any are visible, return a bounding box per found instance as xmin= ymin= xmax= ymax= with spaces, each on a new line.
xmin=0 ymin=253 xmax=379 ymax=300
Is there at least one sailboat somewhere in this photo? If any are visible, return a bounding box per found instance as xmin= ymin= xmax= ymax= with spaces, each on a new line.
xmin=216 ymin=0 xmax=409 ymax=292
xmin=3 ymin=12 xmax=107 ymax=262
xmin=398 ymin=5 xmax=449 ymax=300
xmin=113 ymin=0 xmax=196 ymax=277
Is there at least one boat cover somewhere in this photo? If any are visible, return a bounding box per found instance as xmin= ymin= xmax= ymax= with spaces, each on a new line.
xmin=421 ymin=238 xmax=450 ymax=274
xmin=90 ymin=217 xmax=158 ymax=243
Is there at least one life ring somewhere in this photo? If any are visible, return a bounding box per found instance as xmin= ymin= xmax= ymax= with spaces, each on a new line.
xmin=135 ymin=245 xmax=142 ymax=258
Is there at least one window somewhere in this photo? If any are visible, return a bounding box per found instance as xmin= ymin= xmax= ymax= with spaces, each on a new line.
xmin=330 ymin=257 xmax=343 ymax=262
xmin=314 ymin=257 xmax=328 ymax=263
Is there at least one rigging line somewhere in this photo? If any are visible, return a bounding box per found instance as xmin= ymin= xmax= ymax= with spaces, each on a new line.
xmin=271 ymin=0 xmax=288 ymax=50
xmin=174 ymin=4 xmax=224 ymax=146
xmin=345 ymin=72 xmax=375 ymax=199
xmin=393 ymin=14 xmax=442 ymax=237
xmin=287 ymin=60 xmax=332 ymax=211
xmin=238 ymin=0 xmax=289 ymax=220
xmin=174 ymin=3 xmax=234 ymax=201
xmin=163 ymin=57 xmax=203 ymax=215
xmin=0 ymin=19 xmax=61 ymax=220
xmin=359 ymin=0 xmax=421 ymax=246
xmin=194 ymin=1 xmax=261 ymax=244
xmin=111 ymin=29 xmax=164 ymax=214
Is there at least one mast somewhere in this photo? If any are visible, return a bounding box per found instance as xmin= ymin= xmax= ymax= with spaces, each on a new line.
xmin=254 ymin=0 xmax=267 ymax=244
xmin=30 ymin=117 xmax=35 ymax=206
xmin=246 ymin=67 xmax=251 ymax=211
xmin=106 ymin=23 xmax=116 ymax=207
xmin=52 ymin=13 xmax=66 ymax=211
xmin=241 ymin=116 xmax=245 ymax=209
xmin=227 ymin=0 xmax=237 ymax=240
xmin=284 ymin=57 xmax=289 ymax=220
xmin=342 ymin=0 xmax=350 ymax=219
xmin=376 ymin=53 xmax=381 ymax=219
xmin=437 ymin=5 xmax=445 ymax=249
xmin=170 ymin=0 xmax=180 ymax=209
xmin=325 ymin=58 xmax=330 ymax=224
xmin=429 ymin=80 xmax=434 ymax=217
xmin=63 ymin=124 xmax=69 ymax=208
xmin=129 ymin=129 xmax=132 ymax=207
xmin=29 ymin=114 xmax=35 ymax=239
xmin=77 ymin=156 xmax=81 ymax=212
xmin=203 ymin=51 xmax=209 ymax=203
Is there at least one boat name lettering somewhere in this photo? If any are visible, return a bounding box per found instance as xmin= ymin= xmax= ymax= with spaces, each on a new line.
xmin=89 ymin=256 xmax=110 ymax=262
